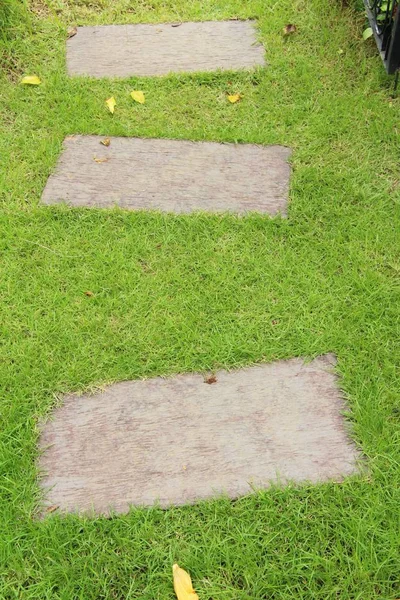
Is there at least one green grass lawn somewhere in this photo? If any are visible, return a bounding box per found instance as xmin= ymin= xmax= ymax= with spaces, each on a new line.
xmin=1 ymin=0 xmax=400 ymax=597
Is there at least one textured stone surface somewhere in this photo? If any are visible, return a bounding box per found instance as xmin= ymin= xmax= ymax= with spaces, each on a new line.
xmin=66 ymin=21 xmax=265 ymax=77
xmin=41 ymin=136 xmax=291 ymax=215
xmin=39 ymin=355 xmax=360 ymax=515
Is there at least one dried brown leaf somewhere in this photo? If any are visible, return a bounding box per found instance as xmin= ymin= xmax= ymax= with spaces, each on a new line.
xmin=67 ymin=27 xmax=77 ymax=39
xmin=204 ymin=374 xmax=217 ymax=384
xmin=138 ymin=259 xmax=153 ymax=273
xmin=282 ymin=23 xmax=297 ymax=36
xmin=29 ymin=0 xmax=51 ymax=17
xmin=84 ymin=291 xmax=94 ymax=297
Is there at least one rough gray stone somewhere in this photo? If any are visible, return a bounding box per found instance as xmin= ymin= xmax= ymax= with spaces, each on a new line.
xmin=38 ymin=355 xmax=360 ymax=515
xmin=66 ymin=21 xmax=265 ymax=77
xmin=41 ymin=136 xmax=291 ymax=215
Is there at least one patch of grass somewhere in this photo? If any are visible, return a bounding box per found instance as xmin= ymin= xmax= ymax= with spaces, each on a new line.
xmin=1 ymin=0 xmax=400 ymax=598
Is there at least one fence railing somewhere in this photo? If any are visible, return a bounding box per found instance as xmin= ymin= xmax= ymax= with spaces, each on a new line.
xmin=364 ymin=0 xmax=400 ymax=73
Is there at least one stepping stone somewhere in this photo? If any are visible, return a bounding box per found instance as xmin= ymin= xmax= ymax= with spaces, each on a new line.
xmin=41 ymin=136 xmax=291 ymax=215
xmin=39 ymin=355 xmax=360 ymax=515
xmin=66 ymin=21 xmax=265 ymax=78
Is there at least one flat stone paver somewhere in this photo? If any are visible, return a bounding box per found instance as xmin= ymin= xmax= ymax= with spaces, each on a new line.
xmin=39 ymin=355 xmax=360 ymax=515
xmin=41 ymin=136 xmax=291 ymax=215
xmin=67 ymin=21 xmax=265 ymax=77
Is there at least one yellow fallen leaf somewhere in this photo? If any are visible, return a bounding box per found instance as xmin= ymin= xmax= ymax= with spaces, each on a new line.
xmin=100 ymin=137 xmax=111 ymax=147
xmin=130 ymin=90 xmax=145 ymax=104
xmin=93 ymin=157 xmax=109 ymax=163
xmin=106 ymin=96 xmax=116 ymax=114
xmin=173 ymin=564 xmax=199 ymax=600
xmin=20 ymin=75 xmax=41 ymax=85
xmin=227 ymin=93 xmax=242 ymax=104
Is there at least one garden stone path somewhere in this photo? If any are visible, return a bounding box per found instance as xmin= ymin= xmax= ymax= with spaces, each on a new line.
xmin=41 ymin=136 xmax=291 ymax=215
xmin=67 ymin=21 xmax=265 ymax=78
xmin=39 ymin=355 xmax=360 ymax=515
xmin=38 ymin=20 xmax=361 ymax=516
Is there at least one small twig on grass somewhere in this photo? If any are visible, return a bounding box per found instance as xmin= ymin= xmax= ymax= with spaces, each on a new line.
xmin=19 ymin=238 xmax=75 ymax=258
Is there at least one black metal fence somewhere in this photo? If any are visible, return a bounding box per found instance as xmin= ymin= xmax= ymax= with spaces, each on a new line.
xmin=364 ymin=0 xmax=400 ymax=73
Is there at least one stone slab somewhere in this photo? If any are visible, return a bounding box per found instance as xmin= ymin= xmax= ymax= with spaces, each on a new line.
xmin=66 ymin=21 xmax=265 ymax=78
xmin=38 ymin=355 xmax=360 ymax=515
xmin=41 ymin=136 xmax=291 ymax=215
